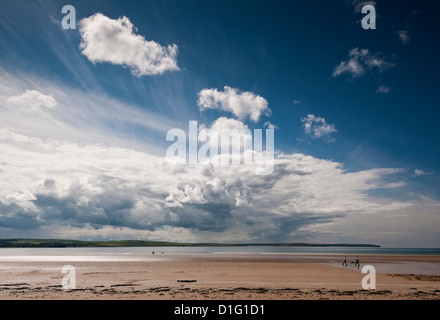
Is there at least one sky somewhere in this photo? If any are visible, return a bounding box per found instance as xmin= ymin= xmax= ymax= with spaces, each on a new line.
xmin=0 ymin=0 xmax=439 ymax=247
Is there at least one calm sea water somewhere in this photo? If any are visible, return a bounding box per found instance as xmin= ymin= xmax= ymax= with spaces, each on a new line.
xmin=0 ymin=246 xmax=439 ymax=256
xmin=0 ymin=246 xmax=439 ymax=274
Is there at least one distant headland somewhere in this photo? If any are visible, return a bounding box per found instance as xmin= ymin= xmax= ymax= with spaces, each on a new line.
xmin=0 ymin=239 xmax=381 ymax=248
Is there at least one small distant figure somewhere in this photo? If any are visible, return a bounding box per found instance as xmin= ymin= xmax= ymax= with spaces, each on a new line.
xmin=152 ymin=251 xmax=155 ymax=255
xmin=342 ymin=256 xmax=348 ymax=267
xmin=355 ymin=256 xmax=360 ymax=268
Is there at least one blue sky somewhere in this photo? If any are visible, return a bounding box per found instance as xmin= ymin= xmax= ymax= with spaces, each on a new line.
xmin=0 ymin=0 xmax=439 ymax=246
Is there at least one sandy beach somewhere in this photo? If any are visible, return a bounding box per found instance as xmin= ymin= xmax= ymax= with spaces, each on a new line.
xmin=0 ymin=253 xmax=439 ymax=300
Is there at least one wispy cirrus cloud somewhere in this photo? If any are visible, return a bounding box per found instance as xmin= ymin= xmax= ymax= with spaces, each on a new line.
xmin=0 ymin=68 xmax=178 ymax=154
xmin=79 ymin=13 xmax=179 ymax=76
xmin=413 ymin=169 xmax=433 ymax=177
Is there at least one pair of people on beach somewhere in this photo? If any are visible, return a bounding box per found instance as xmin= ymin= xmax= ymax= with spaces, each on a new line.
xmin=342 ymin=256 xmax=360 ymax=268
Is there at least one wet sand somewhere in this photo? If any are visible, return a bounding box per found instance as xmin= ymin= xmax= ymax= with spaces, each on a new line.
xmin=0 ymin=253 xmax=439 ymax=300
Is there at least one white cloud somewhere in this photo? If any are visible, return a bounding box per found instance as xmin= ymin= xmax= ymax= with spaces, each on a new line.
xmin=197 ymin=86 xmax=271 ymax=122
xmin=198 ymin=117 xmax=252 ymax=145
xmin=293 ymin=99 xmax=302 ymax=105
xmin=0 ymin=71 xmax=429 ymax=244
xmin=302 ymin=114 xmax=337 ymax=141
xmin=0 ymin=127 xmax=412 ymax=241
xmin=79 ymin=13 xmax=179 ymax=76
xmin=207 ymin=117 xmax=249 ymax=133
xmin=7 ymin=90 xmax=57 ymax=113
xmin=397 ymin=30 xmax=410 ymax=45
xmin=376 ymin=85 xmax=390 ymax=94
xmin=332 ymin=48 xmax=395 ymax=79
xmin=197 ymin=117 xmax=254 ymax=163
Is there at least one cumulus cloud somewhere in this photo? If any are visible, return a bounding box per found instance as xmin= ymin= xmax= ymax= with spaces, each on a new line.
xmin=198 ymin=116 xmax=252 ymax=148
xmin=7 ymin=90 xmax=57 ymax=113
xmin=207 ymin=117 xmax=250 ymax=133
xmin=0 ymin=128 xmax=412 ymax=241
xmin=332 ymin=48 xmax=395 ymax=79
xmin=79 ymin=13 xmax=179 ymax=76
xmin=197 ymin=86 xmax=271 ymax=122
xmin=198 ymin=117 xmax=252 ymax=141
xmin=0 ymin=71 xmax=422 ymax=243
xmin=196 ymin=117 xmax=255 ymax=166
xmin=302 ymin=114 xmax=337 ymax=141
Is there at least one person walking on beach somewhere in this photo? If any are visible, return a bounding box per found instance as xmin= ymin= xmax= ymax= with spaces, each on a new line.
xmin=355 ymin=256 xmax=360 ymax=268
xmin=342 ymin=256 xmax=348 ymax=267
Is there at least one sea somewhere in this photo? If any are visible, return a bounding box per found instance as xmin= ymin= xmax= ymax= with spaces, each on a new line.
xmin=0 ymin=246 xmax=439 ymax=275
xmin=0 ymin=245 xmax=439 ymax=257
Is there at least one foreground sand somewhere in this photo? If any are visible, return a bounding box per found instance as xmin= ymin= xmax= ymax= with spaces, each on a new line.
xmin=0 ymin=253 xmax=439 ymax=300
